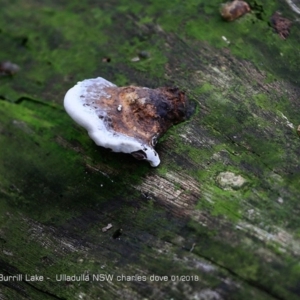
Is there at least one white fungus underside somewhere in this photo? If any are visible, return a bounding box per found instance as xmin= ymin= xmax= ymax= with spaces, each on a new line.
xmin=64 ymin=77 xmax=160 ymax=167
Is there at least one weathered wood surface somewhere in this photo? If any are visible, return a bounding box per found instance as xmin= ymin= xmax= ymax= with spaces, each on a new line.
xmin=1 ymin=0 xmax=300 ymax=299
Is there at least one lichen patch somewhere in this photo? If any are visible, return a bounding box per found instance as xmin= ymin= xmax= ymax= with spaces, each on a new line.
xmin=216 ymin=171 xmax=246 ymax=190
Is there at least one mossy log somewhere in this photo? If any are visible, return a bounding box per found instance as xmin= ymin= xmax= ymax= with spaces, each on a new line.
xmin=1 ymin=1 xmax=300 ymax=299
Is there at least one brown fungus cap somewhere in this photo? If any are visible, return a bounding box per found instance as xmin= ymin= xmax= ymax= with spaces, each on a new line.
xmin=64 ymin=77 xmax=188 ymax=167
xmin=220 ymin=1 xmax=251 ymax=22
xmin=99 ymin=85 xmax=187 ymax=146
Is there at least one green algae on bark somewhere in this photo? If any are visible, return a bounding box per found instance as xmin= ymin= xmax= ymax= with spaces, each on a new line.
xmin=1 ymin=0 xmax=300 ymax=299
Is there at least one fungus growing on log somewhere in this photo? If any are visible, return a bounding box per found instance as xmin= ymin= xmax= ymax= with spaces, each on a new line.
xmin=64 ymin=77 xmax=187 ymax=167
xmin=0 ymin=61 xmax=20 ymax=75
xmin=220 ymin=0 xmax=251 ymax=21
xmin=270 ymin=11 xmax=292 ymax=40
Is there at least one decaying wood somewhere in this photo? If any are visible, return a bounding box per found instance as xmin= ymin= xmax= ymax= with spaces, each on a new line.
xmin=1 ymin=1 xmax=300 ymax=299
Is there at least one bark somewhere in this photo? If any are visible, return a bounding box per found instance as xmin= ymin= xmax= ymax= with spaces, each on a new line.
xmin=1 ymin=0 xmax=300 ymax=299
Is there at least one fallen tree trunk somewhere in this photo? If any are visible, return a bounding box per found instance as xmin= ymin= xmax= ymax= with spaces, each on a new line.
xmin=1 ymin=0 xmax=300 ymax=299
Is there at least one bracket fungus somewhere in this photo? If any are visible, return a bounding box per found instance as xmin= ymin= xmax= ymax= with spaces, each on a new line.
xmin=0 ymin=61 xmax=20 ymax=75
xmin=220 ymin=1 xmax=251 ymax=21
xmin=64 ymin=77 xmax=187 ymax=167
xmin=270 ymin=11 xmax=292 ymax=40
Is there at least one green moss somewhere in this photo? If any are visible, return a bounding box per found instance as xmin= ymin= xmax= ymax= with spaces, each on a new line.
xmin=1 ymin=0 xmax=300 ymax=299
xmin=113 ymin=73 xmax=129 ymax=86
xmin=253 ymin=93 xmax=269 ymax=108
xmin=194 ymin=82 xmax=214 ymax=94
xmin=211 ymin=195 xmax=242 ymax=222
xmin=195 ymin=179 xmax=243 ymax=222
xmin=0 ymin=100 xmax=152 ymax=225
xmin=156 ymin=165 xmax=168 ymax=176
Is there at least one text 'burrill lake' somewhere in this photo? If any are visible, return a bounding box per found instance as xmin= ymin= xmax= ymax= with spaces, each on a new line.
xmin=0 ymin=274 xmax=44 ymax=281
